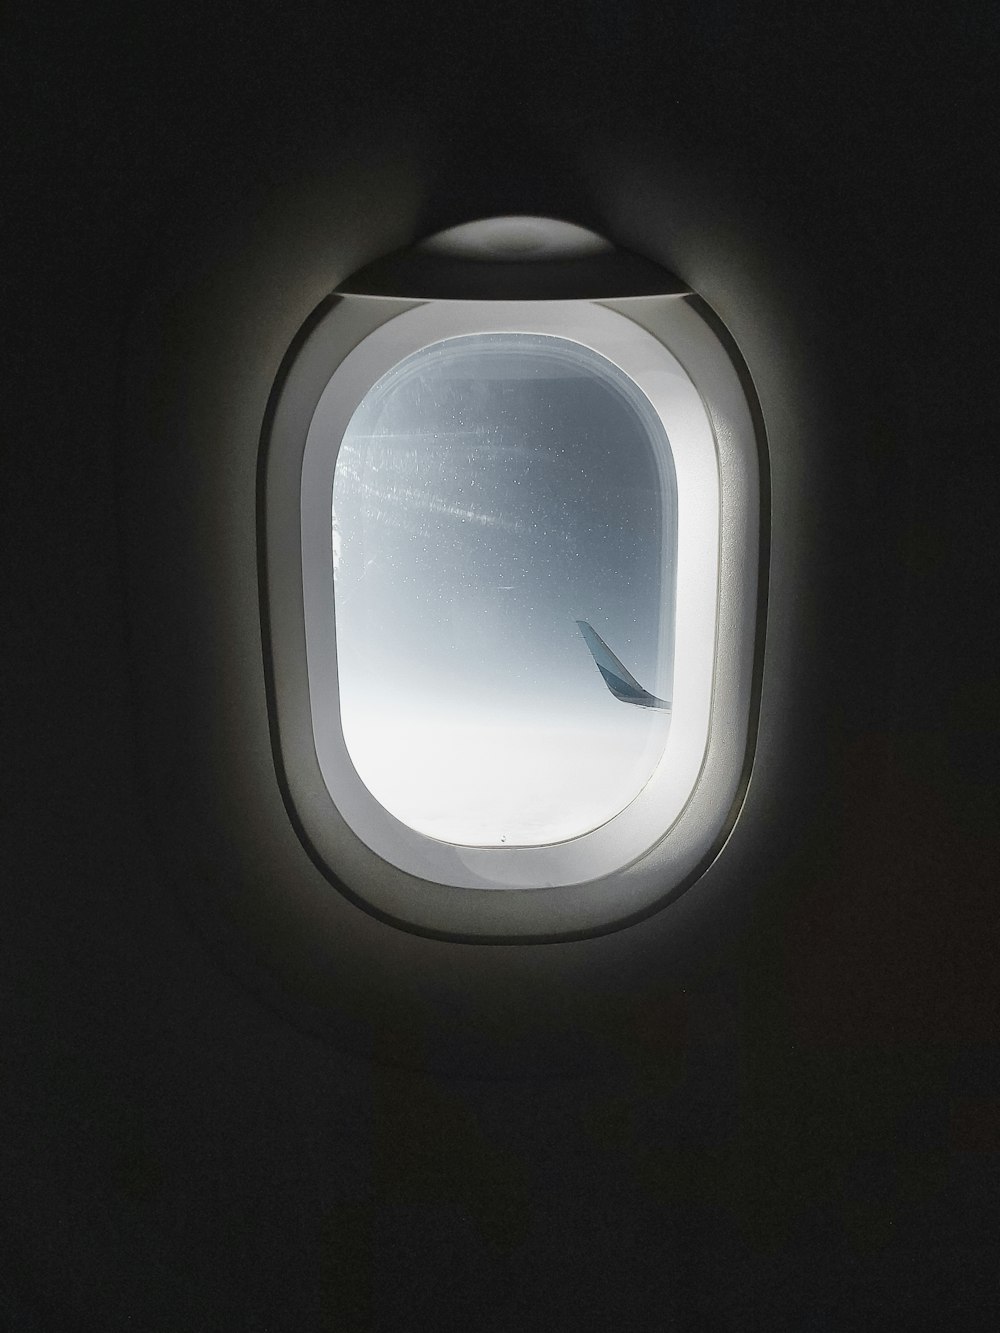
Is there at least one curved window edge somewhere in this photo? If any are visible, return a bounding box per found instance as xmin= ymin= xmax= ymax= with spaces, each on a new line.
xmin=258 ymin=293 xmax=767 ymax=942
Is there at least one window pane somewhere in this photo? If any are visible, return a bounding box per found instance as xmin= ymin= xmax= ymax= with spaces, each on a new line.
xmin=332 ymin=333 xmax=676 ymax=847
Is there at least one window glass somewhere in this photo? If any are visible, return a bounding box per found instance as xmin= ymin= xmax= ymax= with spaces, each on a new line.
xmin=331 ymin=334 xmax=677 ymax=846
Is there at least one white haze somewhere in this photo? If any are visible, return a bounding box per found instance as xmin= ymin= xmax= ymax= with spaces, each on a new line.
xmin=343 ymin=710 xmax=671 ymax=847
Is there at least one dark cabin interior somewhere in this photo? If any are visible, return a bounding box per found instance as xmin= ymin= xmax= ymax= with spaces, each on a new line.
xmin=3 ymin=4 xmax=998 ymax=1327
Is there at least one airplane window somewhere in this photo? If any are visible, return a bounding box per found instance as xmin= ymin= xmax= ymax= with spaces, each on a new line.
xmin=331 ymin=334 xmax=677 ymax=847
xmin=268 ymin=285 xmax=758 ymax=932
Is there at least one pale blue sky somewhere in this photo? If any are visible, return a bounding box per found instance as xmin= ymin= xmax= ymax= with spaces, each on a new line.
xmin=330 ymin=332 xmax=677 ymax=844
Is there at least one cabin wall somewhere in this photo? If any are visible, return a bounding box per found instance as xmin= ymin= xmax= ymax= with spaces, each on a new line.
xmin=3 ymin=4 xmax=997 ymax=1325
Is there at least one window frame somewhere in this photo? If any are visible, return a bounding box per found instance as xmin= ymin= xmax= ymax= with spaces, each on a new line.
xmin=261 ymin=293 xmax=762 ymax=940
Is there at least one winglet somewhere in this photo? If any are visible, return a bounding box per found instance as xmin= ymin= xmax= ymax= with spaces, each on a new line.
xmin=575 ymin=620 xmax=671 ymax=711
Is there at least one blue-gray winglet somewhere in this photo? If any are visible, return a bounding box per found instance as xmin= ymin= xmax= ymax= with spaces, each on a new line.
xmin=575 ymin=620 xmax=672 ymax=711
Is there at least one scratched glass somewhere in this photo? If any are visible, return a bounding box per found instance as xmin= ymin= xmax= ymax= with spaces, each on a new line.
xmin=332 ymin=334 xmax=677 ymax=846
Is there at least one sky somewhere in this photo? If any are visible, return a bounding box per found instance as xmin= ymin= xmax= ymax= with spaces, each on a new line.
xmin=331 ymin=333 xmax=676 ymax=846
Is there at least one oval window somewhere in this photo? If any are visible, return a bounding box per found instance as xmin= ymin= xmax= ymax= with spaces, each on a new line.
xmin=266 ymin=291 xmax=757 ymax=935
xmin=331 ymin=333 xmax=677 ymax=847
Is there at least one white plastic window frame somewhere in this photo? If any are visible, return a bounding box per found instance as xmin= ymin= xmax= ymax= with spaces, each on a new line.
xmin=261 ymin=294 xmax=761 ymax=941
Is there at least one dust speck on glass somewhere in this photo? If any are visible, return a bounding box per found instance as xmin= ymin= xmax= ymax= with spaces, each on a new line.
xmin=331 ymin=333 xmax=677 ymax=846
